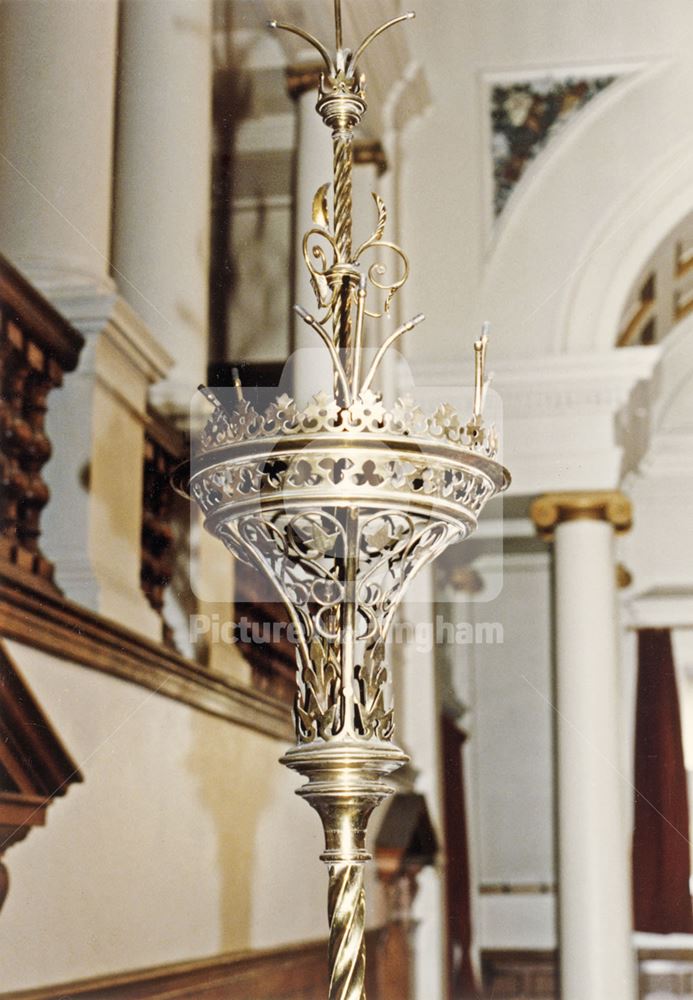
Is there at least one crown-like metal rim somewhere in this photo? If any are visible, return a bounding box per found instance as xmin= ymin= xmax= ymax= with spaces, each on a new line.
xmin=176 ymin=436 xmax=509 ymax=533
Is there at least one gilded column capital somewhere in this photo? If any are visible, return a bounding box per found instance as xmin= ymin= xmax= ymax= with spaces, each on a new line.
xmin=530 ymin=491 xmax=632 ymax=540
xmin=285 ymin=62 xmax=324 ymax=100
xmin=353 ymin=140 xmax=388 ymax=176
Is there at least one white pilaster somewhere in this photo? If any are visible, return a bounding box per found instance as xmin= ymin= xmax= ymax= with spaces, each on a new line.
xmin=0 ymin=0 xmax=118 ymax=283
xmin=42 ymin=292 xmax=171 ymax=638
xmin=112 ymin=0 xmax=213 ymax=414
xmin=533 ymin=493 xmax=636 ymax=1000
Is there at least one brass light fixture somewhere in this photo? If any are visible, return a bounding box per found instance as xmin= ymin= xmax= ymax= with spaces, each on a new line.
xmin=175 ymin=3 xmax=509 ymax=996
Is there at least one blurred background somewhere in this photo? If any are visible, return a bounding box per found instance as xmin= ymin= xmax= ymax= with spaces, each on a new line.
xmin=1 ymin=1 xmax=693 ymax=998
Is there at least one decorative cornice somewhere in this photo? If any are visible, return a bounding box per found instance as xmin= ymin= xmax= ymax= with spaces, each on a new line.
xmin=353 ymin=140 xmax=388 ymax=176
xmin=285 ymin=62 xmax=323 ymax=99
xmin=386 ymin=63 xmax=432 ymax=135
xmin=63 ymin=292 xmax=172 ymax=384
xmin=415 ymin=347 xmax=659 ymax=413
xmin=531 ymin=491 xmax=633 ymax=540
xmin=411 ymin=349 xmax=661 ymax=496
xmin=625 ymin=587 xmax=693 ymax=630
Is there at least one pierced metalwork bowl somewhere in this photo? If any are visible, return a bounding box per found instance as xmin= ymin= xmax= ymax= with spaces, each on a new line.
xmin=174 ymin=390 xmax=509 ymax=744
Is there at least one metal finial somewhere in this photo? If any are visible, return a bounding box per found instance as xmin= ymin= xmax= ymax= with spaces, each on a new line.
xmin=268 ymin=5 xmax=415 ymax=81
xmin=350 ymin=12 xmax=415 ymax=69
xmin=267 ymin=18 xmax=334 ymax=75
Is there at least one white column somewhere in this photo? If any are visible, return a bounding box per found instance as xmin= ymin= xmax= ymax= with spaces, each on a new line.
xmin=287 ymin=67 xmax=333 ymax=405
xmin=396 ymin=565 xmax=447 ymax=1000
xmin=532 ymin=492 xmax=636 ymax=1000
xmin=112 ymin=0 xmax=213 ymax=415
xmin=0 ymin=0 xmax=170 ymax=638
xmin=0 ymin=0 xmax=117 ymax=286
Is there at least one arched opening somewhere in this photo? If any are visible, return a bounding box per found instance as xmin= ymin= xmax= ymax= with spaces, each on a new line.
xmin=617 ymin=208 xmax=693 ymax=347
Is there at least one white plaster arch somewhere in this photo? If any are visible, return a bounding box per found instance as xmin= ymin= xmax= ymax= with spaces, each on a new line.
xmin=482 ymin=61 xmax=645 ymax=260
xmin=560 ymin=136 xmax=693 ymax=356
xmin=478 ymin=56 xmax=693 ymax=361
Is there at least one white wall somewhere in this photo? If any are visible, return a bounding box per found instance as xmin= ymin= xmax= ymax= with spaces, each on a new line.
xmin=0 ymin=642 xmax=326 ymax=991
xmin=465 ymin=552 xmax=556 ymax=949
xmin=400 ymin=0 xmax=693 ymax=365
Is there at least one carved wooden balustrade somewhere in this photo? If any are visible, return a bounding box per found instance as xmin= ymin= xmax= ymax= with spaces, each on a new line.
xmin=0 ymin=256 xmax=84 ymax=594
xmin=141 ymin=408 xmax=186 ymax=644
xmin=0 ymin=253 xmax=85 ymax=916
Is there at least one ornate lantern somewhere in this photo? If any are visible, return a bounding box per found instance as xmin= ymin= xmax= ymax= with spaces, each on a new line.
xmin=175 ymin=3 xmax=509 ymax=996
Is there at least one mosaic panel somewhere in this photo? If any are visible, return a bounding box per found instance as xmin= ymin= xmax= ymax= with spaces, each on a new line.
xmin=491 ymin=74 xmax=616 ymax=217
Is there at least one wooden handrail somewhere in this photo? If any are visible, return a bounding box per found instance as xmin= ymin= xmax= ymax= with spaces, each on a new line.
xmin=0 ymin=569 xmax=291 ymax=741
xmin=0 ymin=257 xmax=83 ymax=371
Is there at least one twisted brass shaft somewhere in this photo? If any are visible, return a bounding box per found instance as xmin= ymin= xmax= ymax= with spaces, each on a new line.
xmin=332 ymin=133 xmax=354 ymax=394
xmin=327 ymin=862 xmax=367 ymax=1000
xmin=333 ymin=133 xmax=353 ymax=262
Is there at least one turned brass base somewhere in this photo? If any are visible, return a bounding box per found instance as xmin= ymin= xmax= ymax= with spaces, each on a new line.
xmin=282 ymin=739 xmax=408 ymax=863
xmin=282 ymin=739 xmax=408 ymax=1000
